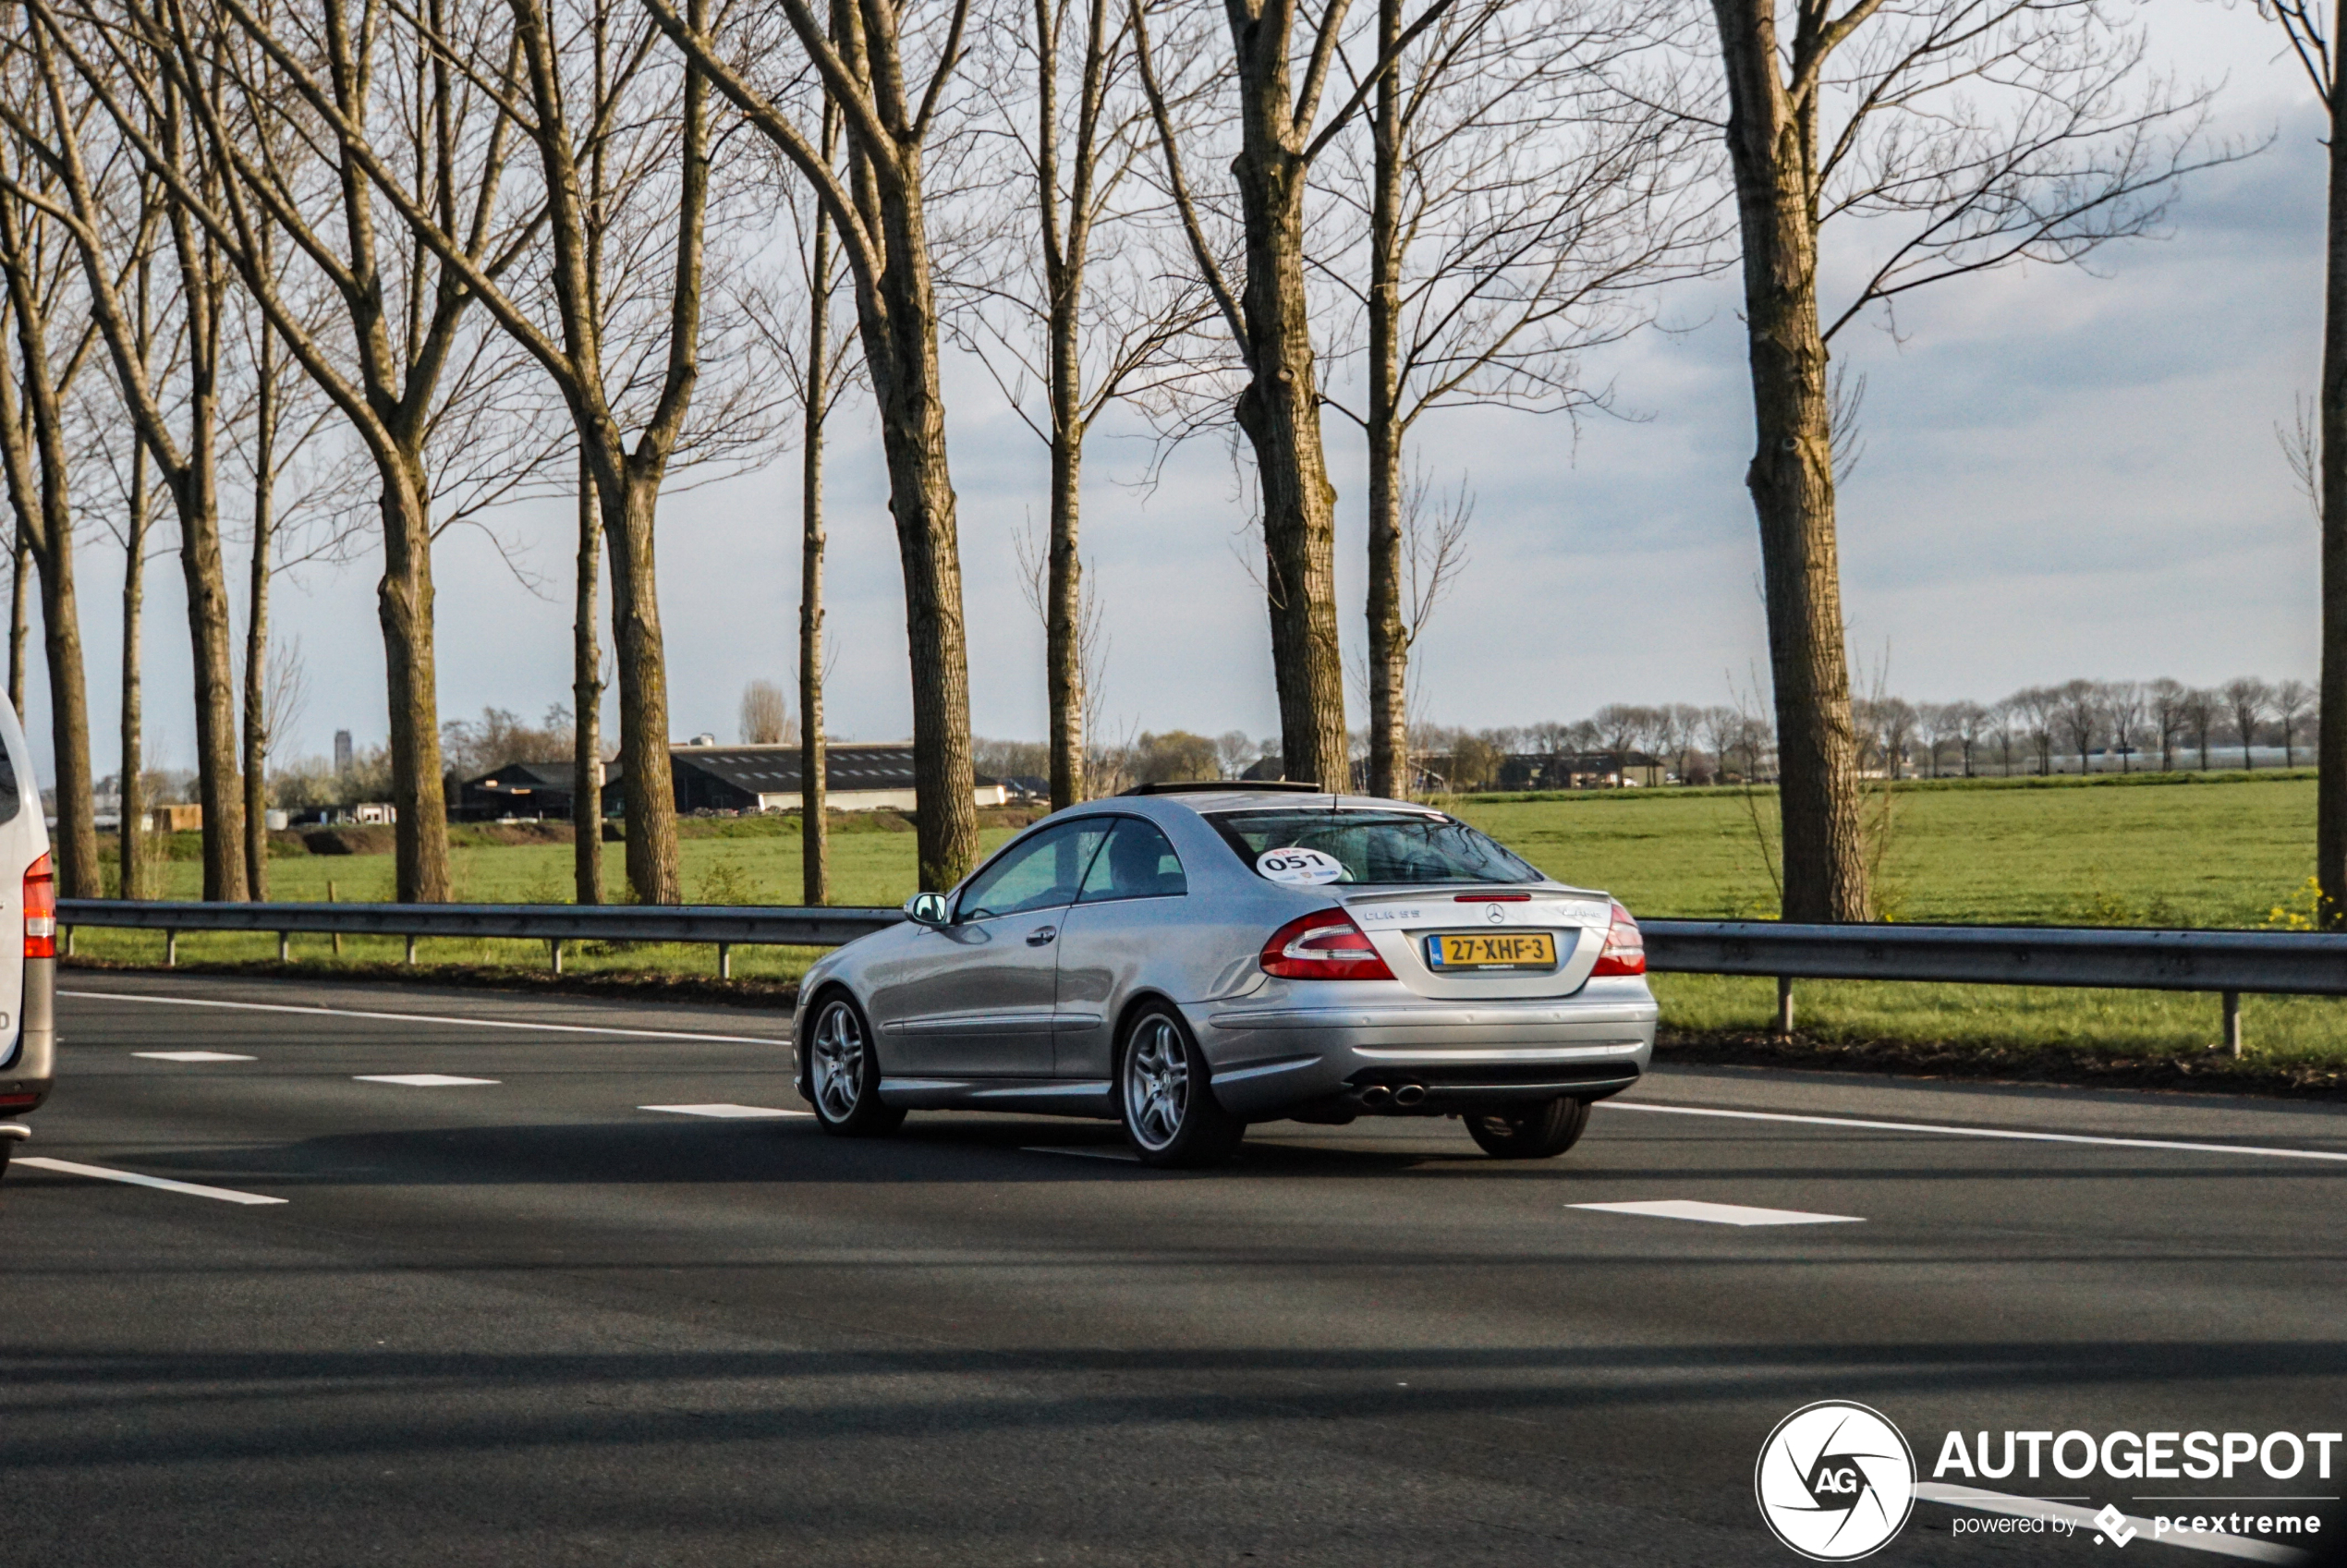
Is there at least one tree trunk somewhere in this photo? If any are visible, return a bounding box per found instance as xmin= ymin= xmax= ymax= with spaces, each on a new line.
xmin=857 ymin=166 xmax=979 ymax=892
xmin=1046 ymin=318 xmax=1085 ymax=811
xmin=1230 ymin=45 xmax=1348 ymax=790
xmin=1040 ymin=15 xmax=1087 ymax=816
xmin=1712 ymin=0 xmax=1868 ymax=922
xmin=602 ymin=470 xmax=680 ymax=903
xmin=375 ymin=454 xmax=451 ymax=900
xmin=120 ymin=443 xmax=147 ymax=899
xmin=0 ymin=220 xmax=99 ymax=899
xmin=6 ymin=533 xmax=23 ymax=715
xmin=2323 ymin=84 xmax=2347 ymax=921
xmin=573 ymin=449 xmax=604 ymax=905
xmin=242 ymin=322 xmax=274 ymax=902
xmin=175 ymin=446 xmax=247 ymax=901
xmin=1363 ymin=0 xmax=1406 ymax=801
xmin=800 ymin=188 xmax=832 ymax=906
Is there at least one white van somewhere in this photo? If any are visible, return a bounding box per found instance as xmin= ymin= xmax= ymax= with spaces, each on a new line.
xmin=0 ymin=694 xmax=56 ymax=1181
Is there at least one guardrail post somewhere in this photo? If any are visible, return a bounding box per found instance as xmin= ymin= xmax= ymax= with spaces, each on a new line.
xmin=2223 ymin=991 xmax=2243 ymax=1058
xmin=328 ymin=881 xmax=341 ymax=955
xmin=718 ymin=942 xmax=731 ymax=980
xmin=405 ymin=934 xmax=417 ymax=966
xmin=1774 ymin=977 xmax=1794 ymax=1036
xmin=61 ymin=925 xmax=71 ymax=958
xmin=549 ymin=939 xmax=563 ymax=975
xmin=164 ymin=929 xmax=176 ymax=967
xmin=277 ymin=932 xmax=289 ymax=963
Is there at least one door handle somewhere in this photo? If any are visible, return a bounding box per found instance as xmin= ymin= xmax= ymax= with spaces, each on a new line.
xmin=1027 ymin=927 xmax=1058 ymax=946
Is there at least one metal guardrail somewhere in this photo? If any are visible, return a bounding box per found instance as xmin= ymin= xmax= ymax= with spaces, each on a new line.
xmin=1640 ymin=919 xmax=2347 ymax=1053
xmin=57 ymin=898 xmax=905 ymax=977
xmin=1640 ymin=919 xmax=2347 ymax=995
xmin=55 ymin=902 xmax=2343 ymax=1049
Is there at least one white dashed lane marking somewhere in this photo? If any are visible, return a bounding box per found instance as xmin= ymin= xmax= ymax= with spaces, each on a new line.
xmin=14 ymin=1157 xmax=287 ymax=1206
xmin=134 ymin=1051 xmax=256 ymax=1063
xmin=1572 ymin=1198 xmax=1865 ymax=1227
xmin=354 ymin=1075 xmax=500 ymax=1088
xmin=639 ymin=1103 xmax=812 ymax=1119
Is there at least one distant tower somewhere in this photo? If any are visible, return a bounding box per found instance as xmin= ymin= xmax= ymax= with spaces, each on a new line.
xmin=334 ymin=729 xmax=353 ymax=772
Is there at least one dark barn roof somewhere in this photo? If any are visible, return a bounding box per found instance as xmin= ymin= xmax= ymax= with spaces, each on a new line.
xmin=663 ymin=744 xmax=1001 ymax=812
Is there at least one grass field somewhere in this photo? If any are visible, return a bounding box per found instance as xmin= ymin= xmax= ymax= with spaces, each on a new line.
xmin=65 ymin=770 xmax=2347 ymax=1067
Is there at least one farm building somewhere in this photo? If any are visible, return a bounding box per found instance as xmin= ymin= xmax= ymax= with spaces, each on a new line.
xmin=455 ymin=760 xmax=617 ymax=821
xmin=667 ymin=743 xmax=1010 ymax=814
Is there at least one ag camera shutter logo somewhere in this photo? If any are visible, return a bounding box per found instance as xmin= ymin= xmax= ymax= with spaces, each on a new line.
xmin=1755 ymin=1402 xmax=1916 ymax=1561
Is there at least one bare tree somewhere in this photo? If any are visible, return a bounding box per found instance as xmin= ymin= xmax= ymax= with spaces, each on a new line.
xmin=2103 ymin=680 xmax=2144 ymax=774
xmin=739 ymin=677 xmax=793 ymax=744
xmin=644 ymin=0 xmax=987 ymax=892
xmin=2277 ymin=676 xmax=2316 ymax=768
xmin=2052 ymin=680 xmax=2100 ymax=773
xmin=1319 ymin=0 xmax=1711 ymax=798
xmin=2255 ymin=0 xmax=2347 ymax=912
xmin=1699 ymin=0 xmax=2228 ymax=917
xmin=249 ymin=0 xmax=776 ymax=901
xmin=956 ymin=0 xmax=1210 ymax=811
xmin=0 ymin=131 xmax=105 ymax=898
xmin=1 ymin=20 xmax=247 ymax=897
xmin=2009 ymin=686 xmax=2059 ymax=775
xmin=735 ymin=91 xmax=863 ymax=906
xmin=2183 ymin=685 xmax=2221 ymax=771
xmin=15 ymin=0 xmax=583 ymax=900
xmin=1129 ymin=0 xmax=1460 ymax=789
xmin=2225 ymin=676 xmax=2272 ymax=771
xmin=2146 ymin=676 xmax=2189 ymax=772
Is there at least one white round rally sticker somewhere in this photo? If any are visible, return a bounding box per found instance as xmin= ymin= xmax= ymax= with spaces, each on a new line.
xmin=1257 ymin=847 xmax=1344 ymax=885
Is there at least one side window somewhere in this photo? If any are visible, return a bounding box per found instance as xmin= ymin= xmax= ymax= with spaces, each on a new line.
xmin=1078 ymin=818 xmax=1187 ymax=904
xmin=0 ymin=740 xmax=18 ymax=825
xmin=956 ymin=819 xmax=1111 ymax=920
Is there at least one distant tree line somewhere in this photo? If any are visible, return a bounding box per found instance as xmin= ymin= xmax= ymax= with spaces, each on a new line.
xmin=1412 ymin=676 xmax=2319 ymax=789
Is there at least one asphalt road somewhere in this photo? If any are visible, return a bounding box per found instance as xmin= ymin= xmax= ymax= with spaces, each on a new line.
xmin=6 ymin=970 xmax=2346 ymax=1567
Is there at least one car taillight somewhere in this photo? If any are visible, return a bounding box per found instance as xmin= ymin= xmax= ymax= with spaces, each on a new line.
xmin=23 ymin=850 xmax=55 ymax=959
xmin=1260 ymin=909 xmax=1394 ymax=981
xmin=1589 ymin=901 xmax=1643 ymax=977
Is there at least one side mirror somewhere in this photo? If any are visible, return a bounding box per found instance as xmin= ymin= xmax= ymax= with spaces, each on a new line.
xmin=905 ymin=891 xmax=951 ymax=927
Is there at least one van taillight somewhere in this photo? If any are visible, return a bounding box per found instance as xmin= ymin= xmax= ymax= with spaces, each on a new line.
xmin=24 ymin=851 xmax=55 ymax=959
xmin=1590 ymin=902 xmax=1644 ymax=977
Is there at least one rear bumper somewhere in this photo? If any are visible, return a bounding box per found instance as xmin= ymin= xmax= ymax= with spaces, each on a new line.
xmin=1 ymin=956 xmax=55 ymax=1117
xmin=1192 ymin=992 xmax=1655 ymax=1120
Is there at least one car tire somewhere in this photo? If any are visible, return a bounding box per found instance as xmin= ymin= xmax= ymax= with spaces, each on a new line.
xmin=805 ymin=991 xmax=906 ymax=1138
xmin=1465 ymin=1098 xmax=1590 ymax=1159
xmin=1117 ymin=1004 xmax=1244 ymax=1169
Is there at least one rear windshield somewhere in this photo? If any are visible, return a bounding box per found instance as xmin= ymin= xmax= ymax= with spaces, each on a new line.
xmin=1209 ymin=808 xmax=1540 ymax=885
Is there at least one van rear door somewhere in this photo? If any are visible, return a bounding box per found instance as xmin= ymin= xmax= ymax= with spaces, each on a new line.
xmin=0 ymin=695 xmax=49 ymax=1077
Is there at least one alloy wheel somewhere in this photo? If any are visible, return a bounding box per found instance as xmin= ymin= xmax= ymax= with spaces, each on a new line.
xmin=810 ymin=1000 xmax=866 ymax=1123
xmin=1123 ymin=1016 xmax=1189 ymax=1151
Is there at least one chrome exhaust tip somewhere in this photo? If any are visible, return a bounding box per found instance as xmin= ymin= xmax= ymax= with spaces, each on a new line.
xmin=1392 ymin=1083 xmax=1427 ymax=1109
xmin=1357 ymin=1084 xmax=1392 ymax=1108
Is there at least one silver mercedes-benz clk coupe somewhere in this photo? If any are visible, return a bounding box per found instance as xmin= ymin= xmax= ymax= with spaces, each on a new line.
xmin=791 ymin=783 xmax=1656 ymax=1167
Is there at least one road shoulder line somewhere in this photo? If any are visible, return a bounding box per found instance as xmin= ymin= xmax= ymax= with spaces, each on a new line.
xmin=1603 ymin=1100 xmax=2347 ymax=1162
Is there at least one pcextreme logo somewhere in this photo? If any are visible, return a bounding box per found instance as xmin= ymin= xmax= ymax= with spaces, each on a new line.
xmin=1755 ymin=1402 xmax=1918 ymax=1561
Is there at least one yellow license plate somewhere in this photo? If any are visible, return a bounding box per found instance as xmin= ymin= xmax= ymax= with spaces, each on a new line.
xmin=1427 ymin=931 xmax=1558 ymax=971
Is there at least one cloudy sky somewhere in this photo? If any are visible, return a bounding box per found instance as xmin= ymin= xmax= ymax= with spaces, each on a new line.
xmin=18 ymin=0 xmax=2329 ymax=782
